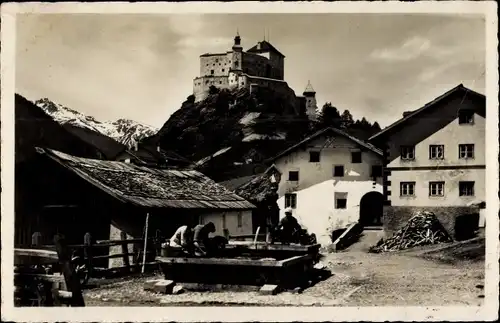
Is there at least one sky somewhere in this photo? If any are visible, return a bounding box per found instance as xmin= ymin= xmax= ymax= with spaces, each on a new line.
xmin=16 ymin=13 xmax=486 ymax=129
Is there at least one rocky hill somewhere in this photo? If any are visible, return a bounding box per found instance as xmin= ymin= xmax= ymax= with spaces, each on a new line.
xmin=35 ymin=98 xmax=158 ymax=149
xmin=153 ymin=86 xmax=313 ymax=180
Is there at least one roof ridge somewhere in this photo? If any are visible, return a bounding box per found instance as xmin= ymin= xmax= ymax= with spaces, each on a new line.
xmin=369 ymin=83 xmax=485 ymax=141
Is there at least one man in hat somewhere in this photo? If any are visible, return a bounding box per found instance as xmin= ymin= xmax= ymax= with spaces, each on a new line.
xmin=274 ymin=207 xmax=302 ymax=244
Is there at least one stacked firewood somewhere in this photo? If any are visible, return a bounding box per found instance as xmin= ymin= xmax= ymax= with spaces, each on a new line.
xmin=369 ymin=211 xmax=453 ymax=253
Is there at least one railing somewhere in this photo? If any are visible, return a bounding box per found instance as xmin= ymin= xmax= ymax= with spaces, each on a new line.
xmin=29 ymin=231 xmax=163 ymax=277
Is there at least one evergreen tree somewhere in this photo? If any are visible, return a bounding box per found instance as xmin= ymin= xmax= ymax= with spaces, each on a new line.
xmin=317 ymin=102 xmax=342 ymax=129
xmin=340 ymin=109 xmax=354 ymax=129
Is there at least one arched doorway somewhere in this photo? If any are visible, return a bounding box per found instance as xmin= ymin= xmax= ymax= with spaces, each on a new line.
xmin=359 ymin=191 xmax=384 ymax=227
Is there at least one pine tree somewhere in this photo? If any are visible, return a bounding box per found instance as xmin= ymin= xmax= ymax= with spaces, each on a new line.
xmin=317 ymin=102 xmax=342 ymax=129
xmin=340 ymin=109 xmax=354 ymax=129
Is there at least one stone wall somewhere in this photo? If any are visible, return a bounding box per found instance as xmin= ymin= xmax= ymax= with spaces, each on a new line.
xmin=200 ymin=53 xmax=232 ymax=77
xmin=383 ymin=205 xmax=480 ymax=240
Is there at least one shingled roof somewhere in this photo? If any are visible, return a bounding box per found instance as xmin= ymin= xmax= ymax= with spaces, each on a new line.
xmin=36 ymin=147 xmax=256 ymax=210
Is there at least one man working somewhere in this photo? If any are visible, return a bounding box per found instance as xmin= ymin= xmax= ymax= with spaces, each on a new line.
xmin=273 ymin=207 xmax=302 ymax=244
xmin=169 ymin=225 xmax=193 ymax=249
xmin=192 ymin=222 xmax=216 ymax=256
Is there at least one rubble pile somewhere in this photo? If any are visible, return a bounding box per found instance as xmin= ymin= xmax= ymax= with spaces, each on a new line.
xmin=369 ymin=211 xmax=453 ymax=253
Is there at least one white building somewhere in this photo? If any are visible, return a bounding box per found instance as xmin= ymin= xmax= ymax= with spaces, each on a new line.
xmin=266 ymin=127 xmax=385 ymax=246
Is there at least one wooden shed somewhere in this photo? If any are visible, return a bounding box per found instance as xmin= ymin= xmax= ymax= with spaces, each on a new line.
xmin=15 ymin=148 xmax=256 ymax=253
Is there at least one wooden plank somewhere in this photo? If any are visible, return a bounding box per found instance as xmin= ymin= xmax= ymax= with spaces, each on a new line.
xmin=156 ymin=256 xmax=283 ymax=267
xmin=54 ymin=234 xmax=85 ymax=307
xmin=278 ymin=255 xmax=312 ymax=267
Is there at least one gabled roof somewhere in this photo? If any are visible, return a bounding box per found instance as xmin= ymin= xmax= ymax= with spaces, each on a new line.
xmin=267 ymin=127 xmax=383 ymax=163
xmin=36 ymin=147 xmax=256 ymax=210
xmin=247 ymin=40 xmax=285 ymax=58
xmin=369 ymin=84 xmax=486 ymax=142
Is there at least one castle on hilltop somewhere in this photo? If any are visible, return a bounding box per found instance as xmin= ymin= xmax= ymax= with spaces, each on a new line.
xmin=192 ymin=32 xmax=318 ymax=121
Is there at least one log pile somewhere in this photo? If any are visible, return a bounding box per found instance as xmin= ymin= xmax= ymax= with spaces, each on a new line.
xmin=369 ymin=211 xmax=453 ymax=253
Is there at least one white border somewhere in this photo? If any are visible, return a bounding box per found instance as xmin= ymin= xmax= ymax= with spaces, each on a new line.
xmin=1 ymin=1 xmax=498 ymax=322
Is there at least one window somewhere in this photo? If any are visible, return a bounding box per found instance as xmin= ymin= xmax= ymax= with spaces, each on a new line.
xmin=199 ymin=216 xmax=205 ymax=225
xmin=222 ymin=68 xmax=225 ymax=72
xmin=334 ymin=192 xmax=348 ymax=209
xmin=288 ymin=171 xmax=299 ymax=181
xmin=284 ymin=193 xmax=297 ymax=209
xmin=351 ymin=151 xmax=362 ymax=163
xmin=458 ymin=110 xmax=474 ymax=124
xmin=236 ymin=212 xmax=243 ymax=228
xmin=400 ymin=182 xmax=415 ymax=197
xmin=309 ymin=151 xmax=320 ymax=162
xmin=371 ymin=165 xmax=383 ymax=178
xmin=400 ymin=146 xmax=415 ymax=160
xmin=222 ymin=213 xmax=227 ymax=229
xmin=429 ymin=145 xmax=444 ymax=160
xmin=235 ymin=60 xmax=239 ymax=67
xmin=211 ymin=70 xmax=214 ymax=75
xmin=459 ymin=144 xmax=474 ymax=159
xmin=333 ymin=165 xmax=344 ymax=177
xmin=429 ymin=182 xmax=445 ymax=197
xmin=335 ymin=199 xmax=347 ymax=209
xmin=459 ymin=181 xmax=475 ymax=197
xmin=215 ymin=58 xmax=219 ymax=63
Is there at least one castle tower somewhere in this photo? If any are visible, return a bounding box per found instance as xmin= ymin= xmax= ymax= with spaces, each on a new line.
xmin=231 ymin=30 xmax=243 ymax=73
xmin=303 ymin=80 xmax=317 ymax=121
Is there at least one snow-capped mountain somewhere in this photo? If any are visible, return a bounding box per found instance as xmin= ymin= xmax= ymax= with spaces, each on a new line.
xmin=35 ymin=98 xmax=158 ymax=148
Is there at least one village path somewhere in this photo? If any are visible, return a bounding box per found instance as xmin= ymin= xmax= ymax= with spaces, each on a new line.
xmin=310 ymin=249 xmax=484 ymax=306
xmin=84 ymin=242 xmax=484 ymax=307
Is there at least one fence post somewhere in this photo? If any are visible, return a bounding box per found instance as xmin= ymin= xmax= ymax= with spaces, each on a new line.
xmin=54 ymin=234 xmax=85 ymax=307
xmin=83 ymin=232 xmax=93 ymax=279
xmin=154 ymin=230 xmax=163 ymax=259
xmin=32 ymin=232 xmax=42 ymax=248
xmin=120 ymin=231 xmax=130 ymax=273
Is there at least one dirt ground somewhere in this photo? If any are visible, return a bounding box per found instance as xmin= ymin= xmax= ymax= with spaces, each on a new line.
xmin=83 ymin=237 xmax=485 ymax=307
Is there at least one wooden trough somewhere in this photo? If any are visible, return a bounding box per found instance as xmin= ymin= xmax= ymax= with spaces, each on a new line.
xmin=156 ymin=243 xmax=323 ymax=292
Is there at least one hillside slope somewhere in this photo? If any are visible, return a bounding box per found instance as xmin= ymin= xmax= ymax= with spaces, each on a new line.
xmin=154 ymin=86 xmax=312 ymax=179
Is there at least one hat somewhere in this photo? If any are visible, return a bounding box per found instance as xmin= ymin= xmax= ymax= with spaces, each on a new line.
xmin=284 ymin=207 xmax=293 ymax=214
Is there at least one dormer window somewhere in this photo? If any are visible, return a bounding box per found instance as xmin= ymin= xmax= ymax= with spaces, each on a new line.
xmin=458 ymin=109 xmax=474 ymax=124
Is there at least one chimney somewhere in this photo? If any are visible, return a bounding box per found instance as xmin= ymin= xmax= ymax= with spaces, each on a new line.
xmin=403 ymin=111 xmax=413 ymax=118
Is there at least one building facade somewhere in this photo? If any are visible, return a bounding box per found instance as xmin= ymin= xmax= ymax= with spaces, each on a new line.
xmin=192 ymin=32 xmax=318 ymax=120
xmin=369 ymin=84 xmax=486 ymax=237
xmin=267 ymin=127 xmax=385 ymax=246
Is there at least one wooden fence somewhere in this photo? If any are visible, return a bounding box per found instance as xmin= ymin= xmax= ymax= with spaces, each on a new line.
xmin=30 ymin=231 xmax=164 ymax=277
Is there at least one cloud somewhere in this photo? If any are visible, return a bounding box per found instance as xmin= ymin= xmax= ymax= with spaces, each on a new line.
xmin=370 ymin=36 xmax=455 ymax=62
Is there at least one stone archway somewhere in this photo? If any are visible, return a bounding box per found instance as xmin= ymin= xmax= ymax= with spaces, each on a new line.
xmin=359 ymin=191 xmax=384 ymax=226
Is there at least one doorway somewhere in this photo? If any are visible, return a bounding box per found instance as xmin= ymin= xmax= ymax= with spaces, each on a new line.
xmin=359 ymin=191 xmax=384 ymax=226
